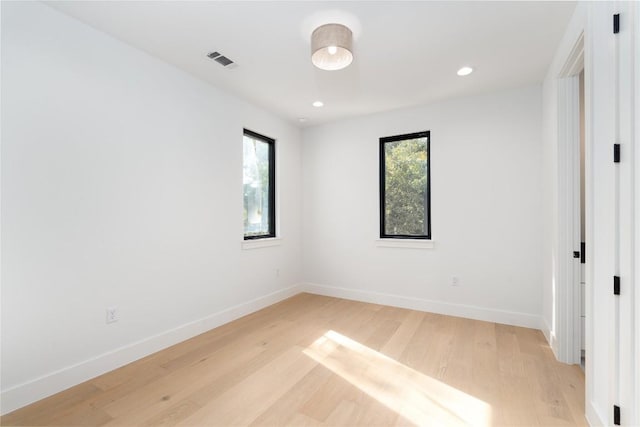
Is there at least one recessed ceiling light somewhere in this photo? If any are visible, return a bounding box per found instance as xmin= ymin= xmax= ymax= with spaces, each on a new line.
xmin=457 ymin=66 xmax=474 ymax=76
xmin=312 ymin=101 xmax=324 ymax=107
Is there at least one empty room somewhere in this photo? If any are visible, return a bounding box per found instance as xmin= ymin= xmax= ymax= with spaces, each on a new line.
xmin=1 ymin=1 xmax=639 ymax=426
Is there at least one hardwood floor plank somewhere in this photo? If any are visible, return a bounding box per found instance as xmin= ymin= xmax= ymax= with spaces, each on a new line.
xmin=1 ymin=382 xmax=106 ymax=426
xmin=380 ymin=310 xmax=425 ymax=360
xmin=139 ymin=399 xmax=202 ymax=427
xmin=102 ymin=345 xmax=267 ymax=424
xmin=471 ymin=321 xmax=501 ymax=402
xmin=299 ymin=303 xmax=380 ymax=422
xmin=440 ymin=317 xmax=474 ymax=394
xmin=525 ymin=351 xmax=575 ymax=425
xmin=249 ymin=365 xmax=333 ymax=426
xmin=398 ymin=312 xmax=439 ymax=371
xmin=46 ymin=402 xmax=113 ymax=427
xmin=179 ymin=346 xmax=316 ymax=426
xmin=553 ymin=364 xmax=588 ymax=427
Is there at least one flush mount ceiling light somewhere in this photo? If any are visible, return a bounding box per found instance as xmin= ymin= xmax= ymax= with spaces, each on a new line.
xmin=457 ymin=66 xmax=474 ymax=76
xmin=311 ymin=23 xmax=353 ymax=71
xmin=312 ymin=101 xmax=324 ymax=107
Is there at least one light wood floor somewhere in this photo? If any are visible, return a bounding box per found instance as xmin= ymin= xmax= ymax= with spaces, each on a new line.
xmin=2 ymin=293 xmax=586 ymax=426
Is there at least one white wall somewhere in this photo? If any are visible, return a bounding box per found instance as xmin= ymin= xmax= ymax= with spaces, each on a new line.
xmin=1 ymin=2 xmax=302 ymax=414
xmin=301 ymin=85 xmax=543 ymax=328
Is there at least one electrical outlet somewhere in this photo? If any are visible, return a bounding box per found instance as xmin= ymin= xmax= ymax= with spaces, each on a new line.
xmin=451 ymin=276 xmax=460 ymax=286
xmin=106 ymin=306 xmax=119 ymax=324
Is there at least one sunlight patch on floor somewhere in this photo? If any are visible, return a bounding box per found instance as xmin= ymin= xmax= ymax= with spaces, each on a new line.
xmin=304 ymin=330 xmax=492 ymax=427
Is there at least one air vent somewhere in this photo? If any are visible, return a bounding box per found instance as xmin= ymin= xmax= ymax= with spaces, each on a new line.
xmin=206 ymin=51 xmax=235 ymax=68
xmin=215 ymin=56 xmax=234 ymax=66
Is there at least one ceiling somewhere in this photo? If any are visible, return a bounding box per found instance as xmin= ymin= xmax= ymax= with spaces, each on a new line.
xmin=46 ymin=1 xmax=576 ymax=127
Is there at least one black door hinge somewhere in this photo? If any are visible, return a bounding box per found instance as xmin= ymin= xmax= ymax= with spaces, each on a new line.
xmin=581 ymin=242 xmax=585 ymax=264
xmin=614 ymin=276 xmax=620 ymax=295
xmin=614 ymin=144 xmax=620 ymax=163
xmin=573 ymin=251 xmax=580 ymax=259
xmin=614 ymin=14 xmax=620 ymax=34
xmin=614 ymin=404 xmax=620 ymax=425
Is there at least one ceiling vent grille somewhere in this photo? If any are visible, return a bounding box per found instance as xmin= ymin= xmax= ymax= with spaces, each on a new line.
xmin=207 ymin=51 xmax=235 ymax=68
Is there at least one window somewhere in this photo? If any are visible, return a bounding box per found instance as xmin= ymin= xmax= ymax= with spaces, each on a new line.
xmin=243 ymin=129 xmax=275 ymax=239
xmin=379 ymin=131 xmax=431 ymax=239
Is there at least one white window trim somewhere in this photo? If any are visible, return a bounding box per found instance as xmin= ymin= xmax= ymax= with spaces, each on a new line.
xmin=241 ymin=237 xmax=282 ymax=250
xmin=375 ymin=239 xmax=435 ymax=249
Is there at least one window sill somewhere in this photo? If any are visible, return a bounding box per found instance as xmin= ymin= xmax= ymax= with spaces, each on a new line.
xmin=242 ymin=237 xmax=282 ymax=250
xmin=375 ymin=239 xmax=435 ymax=249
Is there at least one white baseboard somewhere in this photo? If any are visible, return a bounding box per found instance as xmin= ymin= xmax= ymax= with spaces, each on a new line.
xmin=585 ymin=400 xmax=606 ymax=426
xmin=541 ymin=317 xmax=559 ymax=359
xmin=0 ymin=284 xmax=302 ymax=415
xmin=301 ymin=282 xmax=543 ymax=330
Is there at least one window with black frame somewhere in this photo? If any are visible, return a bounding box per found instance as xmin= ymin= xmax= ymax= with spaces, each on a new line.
xmin=243 ymin=129 xmax=275 ymax=240
xmin=379 ymin=131 xmax=431 ymax=239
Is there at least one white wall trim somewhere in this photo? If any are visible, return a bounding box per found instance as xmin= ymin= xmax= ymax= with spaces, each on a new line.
xmin=241 ymin=237 xmax=283 ymax=250
xmin=301 ymin=283 xmax=543 ymax=330
xmin=586 ymin=399 xmax=606 ymax=427
xmin=374 ymin=239 xmax=435 ymax=249
xmin=616 ymin=3 xmax=638 ymax=424
xmin=541 ymin=317 xmax=559 ymax=359
xmin=0 ymin=284 xmax=302 ymax=415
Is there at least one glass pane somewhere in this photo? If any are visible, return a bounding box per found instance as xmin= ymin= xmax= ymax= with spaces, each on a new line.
xmin=243 ymin=135 xmax=271 ymax=237
xmin=384 ymin=137 xmax=428 ymax=236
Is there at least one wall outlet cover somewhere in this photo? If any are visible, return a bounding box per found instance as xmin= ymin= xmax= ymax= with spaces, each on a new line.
xmin=106 ymin=306 xmax=119 ymax=324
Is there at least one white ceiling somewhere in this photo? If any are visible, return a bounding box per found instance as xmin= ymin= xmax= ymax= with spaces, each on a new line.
xmin=46 ymin=1 xmax=576 ymax=127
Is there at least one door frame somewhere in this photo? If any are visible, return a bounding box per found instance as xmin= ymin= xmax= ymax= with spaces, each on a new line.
xmin=556 ymin=33 xmax=585 ymax=366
